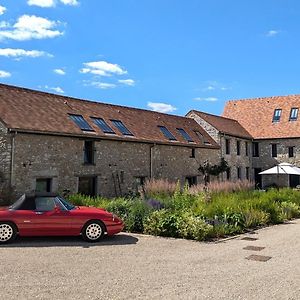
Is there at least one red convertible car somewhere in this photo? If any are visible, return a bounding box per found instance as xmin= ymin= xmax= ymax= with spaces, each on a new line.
xmin=0 ymin=193 xmax=124 ymax=243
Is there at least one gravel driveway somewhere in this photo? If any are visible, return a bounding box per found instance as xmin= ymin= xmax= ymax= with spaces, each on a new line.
xmin=0 ymin=219 xmax=299 ymax=300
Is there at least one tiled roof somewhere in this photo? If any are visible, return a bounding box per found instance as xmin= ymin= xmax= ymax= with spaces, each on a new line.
xmin=188 ymin=110 xmax=252 ymax=139
xmin=223 ymin=95 xmax=300 ymax=139
xmin=0 ymin=83 xmax=218 ymax=148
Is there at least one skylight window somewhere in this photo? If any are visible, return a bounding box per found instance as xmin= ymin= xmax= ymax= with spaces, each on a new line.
xmin=194 ymin=131 xmax=211 ymax=144
xmin=69 ymin=114 xmax=94 ymax=131
xmin=273 ymin=109 xmax=282 ymax=122
xmin=289 ymin=108 xmax=298 ymax=121
xmin=111 ymin=120 xmax=133 ymax=136
xmin=158 ymin=126 xmax=177 ymax=141
xmin=177 ymin=128 xmax=194 ymax=142
xmin=92 ymin=117 xmax=115 ymax=134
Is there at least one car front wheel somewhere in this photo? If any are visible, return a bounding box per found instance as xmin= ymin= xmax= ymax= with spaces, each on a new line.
xmin=0 ymin=222 xmax=17 ymax=244
xmin=82 ymin=221 xmax=105 ymax=242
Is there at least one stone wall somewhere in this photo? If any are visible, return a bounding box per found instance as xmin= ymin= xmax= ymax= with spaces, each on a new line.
xmin=220 ymin=135 xmax=252 ymax=181
xmin=0 ymin=121 xmax=11 ymax=185
xmin=252 ymin=138 xmax=300 ymax=187
xmin=11 ymin=132 xmax=220 ymax=197
xmin=187 ymin=112 xmax=219 ymax=142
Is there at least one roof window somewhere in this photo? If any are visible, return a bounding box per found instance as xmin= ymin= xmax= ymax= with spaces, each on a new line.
xmin=272 ymin=109 xmax=282 ymax=122
xmin=289 ymin=108 xmax=298 ymax=121
xmin=177 ymin=128 xmax=193 ymax=142
xmin=92 ymin=117 xmax=115 ymax=134
xmin=158 ymin=126 xmax=177 ymax=141
xmin=111 ymin=120 xmax=133 ymax=136
xmin=69 ymin=114 xmax=94 ymax=131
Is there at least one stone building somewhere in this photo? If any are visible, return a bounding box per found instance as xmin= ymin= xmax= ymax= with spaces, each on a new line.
xmin=186 ymin=110 xmax=252 ymax=181
xmin=0 ymin=83 xmax=219 ymax=198
xmin=223 ymin=95 xmax=300 ymax=188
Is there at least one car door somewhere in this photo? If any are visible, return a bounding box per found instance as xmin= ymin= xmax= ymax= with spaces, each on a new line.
xmin=28 ymin=196 xmax=73 ymax=236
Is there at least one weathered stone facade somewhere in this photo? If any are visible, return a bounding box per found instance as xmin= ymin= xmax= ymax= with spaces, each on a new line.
xmin=0 ymin=121 xmax=11 ymax=185
xmin=187 ymin=112 xmax=252 ymax=181
xmin=7 ymin=132 xmax=219 ymax=197
xmin=252 ymin=138 xmax=300 ymax=187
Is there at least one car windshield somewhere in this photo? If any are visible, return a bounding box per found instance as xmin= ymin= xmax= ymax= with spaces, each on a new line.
xmin=57 ymin=196 xmax=76 ymax=211
xmin=9 ymin=194 xmax=26 ymax=210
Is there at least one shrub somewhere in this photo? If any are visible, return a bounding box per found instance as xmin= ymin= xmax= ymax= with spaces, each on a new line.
xmin=144 ymin=210 xmax=181 ymax=238
xmin=178 ymin=212 xmax=213 ymax=241
xmin=280 ymin=201 xmax=300 ymax=220
xmin=243 ymin=209 xmax=270 ymax=227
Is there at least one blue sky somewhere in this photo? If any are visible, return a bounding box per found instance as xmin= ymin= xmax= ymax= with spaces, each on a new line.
xmin=0 ymin=1 xmax=300 ymax=116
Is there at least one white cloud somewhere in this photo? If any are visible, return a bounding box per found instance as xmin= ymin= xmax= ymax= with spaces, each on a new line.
xmin=0 ymin=70 xmax=11 ymax=78
xmin=0 ymin=21 xmax=9 ymax=28
xmin=118 ymin=79 xmax=135 ymax=86
xmin=53 ymin=68 xmax=66 ymax=75
xmin=27 ymin=0 xmax=55 ymax=7
xmin=194 ymin=97 xmax=218 ymax=102
xmin=201 ymin=81 xmax=230 ymax=92
xmin=0 ymin=5 xmax=6 ymax=15
xmin=147 ymin=102 xmax=177 ymax=113
xmin=0 ymin=15 xmax=63 ymax=41
xmin=0 ymin=48 xmax=53 ymax=58
xmin=266 ymin=30 xmax=280 ymax=37
xmin=60 ymin=0 xmax=79 ymax=6
xmin=45 ymin=85 xmax=64 ymax=93
xmin=80 ymin=61 xmax=127 ymax=77
xmin=90 ymin=82 xmax=117 ymax=89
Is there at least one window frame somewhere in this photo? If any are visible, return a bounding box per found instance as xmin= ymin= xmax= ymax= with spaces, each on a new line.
xmin=225 ymin=138 xmax=231 ymax=155
xmin=111 ymin=119 xmax=133 ymax=136
xmin=252 ymin=142 xmax=259 ymax=157
xmin=69 ymin=114 xmax=94 ymax=131
xmin=289 ymin=108 xmax=298 ymax=121
xmin=35 ymin=178 xmax=52 ymax=193
xmin=91 ymin=117 xmax=115 ymax=134
xmin=83 ymin=140 xmax=95 ymax=165
xmin=177 ymin=128 xmax=194 ymax=142
xmin=245 ymin=141 xmax=249 ymax=156
xmin=271 ymin=143 xmax=277 ymax=158
xmin=272 ymin=109 xmax=282 ymax=122
xmin=237 ymin=167 xmax=241 ymax=180
xmin=158 ymin=126 xmax=177 ymax=141
xmin=236 ymin=140 xmax=241 ymax=156
xmin=288 ymin=146 xmax=294 ymax=158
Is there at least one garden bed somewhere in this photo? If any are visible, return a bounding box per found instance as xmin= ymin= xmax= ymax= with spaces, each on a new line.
xmin=68 ymin=180 xmax=300 ymax=242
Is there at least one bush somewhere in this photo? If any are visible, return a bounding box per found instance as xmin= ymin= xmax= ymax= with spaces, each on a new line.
xmin=280 ymin=201 xmax=300 ymax=220
xmin=243 ymin=209 xmax=270 ymax=227
xmin=144 ymin=210 xmax=181 ymax=238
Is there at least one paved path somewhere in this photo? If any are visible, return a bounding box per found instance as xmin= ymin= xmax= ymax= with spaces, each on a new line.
xmin=0 ymin=219 xmax=299 ymax=300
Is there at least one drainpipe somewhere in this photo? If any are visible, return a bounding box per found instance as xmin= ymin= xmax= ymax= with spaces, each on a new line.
xmin=10 ymin=131 xmax=16 ymax=187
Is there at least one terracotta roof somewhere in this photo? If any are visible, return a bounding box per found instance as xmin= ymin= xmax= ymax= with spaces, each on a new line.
xmin=0 ymin=83 xmax=218 ymax=148
xmin=223 ymin=95 xmax=300 ymax=139
xmin=188 ymin=110 xmax=252 ymax=139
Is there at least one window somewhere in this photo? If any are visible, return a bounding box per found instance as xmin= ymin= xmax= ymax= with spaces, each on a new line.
xmin=158 ymin=126 xmax=177 ymax=141
xmin=185 ymin=176 xmax=197 ymax=187
xmin=177 ymin=128 xmax=193 ymax=142
xmin=245 ymin=142 xmax=249 ymax=156
xmin=246 ymin=167 xmax=249 ymax=180
xmin=35 ymin=197 xmax=55 ymax=212
xmin=288 ymin=146 xmax=294 ymax=158
xmin=289 ymin=108 xmax=298 ymax=121
xmin=226 ymin=168 xmax=231 ymax=180
xmin=84 ymin=141 xmax=94 ymax=164
xmin=194 ymin=131 xmax=211 ymax=144
xmin=69 ymin=114 xmax=94 ymax=131
xmin=237 ymin=167 xmax=241 ymax=180
xmin=225 ymin=139 xmax=230 ymax=155
xmin=253 ymin=142 xmax=259 ymax=157
xmin=92 ymin=117 xmax=115 ymax=134
xmin=78 ymin=176 xmax=97 ymax=196
xmin=190 ymin=148 xmax=196 ymax=158
xmin=272 ymin=109 xmax=282 ymax=122
xmin=237 ymin=140 xmax=241 ymax=156
xmin=271 ymin=144 xmax=277 ymax=157
xmin=36 ymin=178 xmax=52 ymax=192
xmin=111 ymin=120 xmax=133 ymax=136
